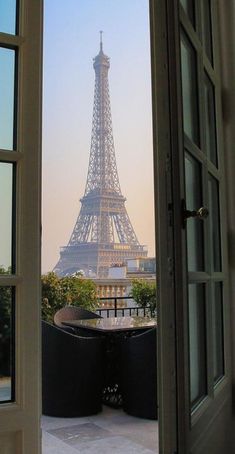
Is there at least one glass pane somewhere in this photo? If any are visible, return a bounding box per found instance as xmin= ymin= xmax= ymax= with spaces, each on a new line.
xmin=202 ymin=0 xmax=213 ymax=63
xmin=0 ymin=163 xmax=13 ymax=273
xmin=204 ymin=73 xmax=217 ymax=166
xmin=188 ymin=283 xmax=207 ymax=406
xmin=0 ymin=0 xmax=17 ymax=35
xmin=0 ymin=47 xmax=16 ymax=150
xmin=0 ymin=286 xmax=14 ymax=402
xmin=208 ymin=175 xmax=221 ymax=271
xmin=211 ymin=282 xmax=224 ymax=383
xmin=181 ymin=32 xmax=199 ymax=145
xmin=185 ymin=153 xmax=204 ymax=271
xmin=180 ymin=0 xmax=195 ymax=25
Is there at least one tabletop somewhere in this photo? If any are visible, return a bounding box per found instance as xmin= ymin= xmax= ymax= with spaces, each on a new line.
xmin=62 ymin=315 xmax=157 ymax=333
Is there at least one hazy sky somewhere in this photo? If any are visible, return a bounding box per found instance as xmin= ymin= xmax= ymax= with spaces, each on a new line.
xmin=0 ymin=48 xmax=15 ymax=151
xmin=0 ymin=163 xmax=12 ymax=270
xmin=42 ymin=0 xmax=155 ymax=273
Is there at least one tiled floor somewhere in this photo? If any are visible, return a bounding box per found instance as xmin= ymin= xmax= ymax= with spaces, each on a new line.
xmin=42 ymin=405 xmax=158 ymax=453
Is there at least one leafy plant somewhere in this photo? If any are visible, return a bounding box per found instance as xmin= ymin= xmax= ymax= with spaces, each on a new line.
xmin=41 ymin=272 xmax=97 ymax=322
xmin=130 ymin=279 xmax=157 ymax=316
xmin=0 ymin=266 xmax=12 ymax=377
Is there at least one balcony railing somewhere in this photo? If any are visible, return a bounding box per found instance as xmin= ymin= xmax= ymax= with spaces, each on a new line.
xmin=96 ymin=296 xmax=155 ymax=318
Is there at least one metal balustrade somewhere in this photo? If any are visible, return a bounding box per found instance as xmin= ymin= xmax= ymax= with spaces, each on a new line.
xmin=96 ymin=296 xmax=155 ymax=318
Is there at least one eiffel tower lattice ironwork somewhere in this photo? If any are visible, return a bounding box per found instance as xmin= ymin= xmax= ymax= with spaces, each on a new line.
xmin=54 ymin=34 xmax=147 ymax=278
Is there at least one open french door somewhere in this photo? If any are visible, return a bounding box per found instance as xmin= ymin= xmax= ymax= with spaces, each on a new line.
xmin=0 ymin=0 xmax=233 ymax=453
xmin=150 ymin=0 xmax=232 ymax=453
xmin=0 ymin=1 xmax=42 ymax=453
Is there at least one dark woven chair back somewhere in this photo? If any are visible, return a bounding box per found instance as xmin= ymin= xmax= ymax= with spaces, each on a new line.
xmin=54 ymin=305 xmax=101 ymax=328
xmin=118 ymin=327 xmax=157 ymax=420
xmin=42 ymin=320 xmax=105 ymax=417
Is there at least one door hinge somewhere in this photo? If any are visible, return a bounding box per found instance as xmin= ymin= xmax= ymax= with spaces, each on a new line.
xmin=167 ymin=256 xmax=174 ymax=276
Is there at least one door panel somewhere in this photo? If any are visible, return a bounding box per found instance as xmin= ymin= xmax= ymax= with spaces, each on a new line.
xmin=178 ymin=0 xmax=231 ymax=451
xmin=150 ymin=0 xmax=232 ymax=452
xmin=0 ymin=1 xmax=42 ymax=452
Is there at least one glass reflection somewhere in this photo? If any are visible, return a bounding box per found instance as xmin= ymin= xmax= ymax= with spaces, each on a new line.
xmin=185 ymin=153 xmax=204 ymax=271
xmin=188 ymin=283 xmax=207 ymax=406
xmin=0 ymin=47 xmax=16 ymax=150
xmin=211 ymin=282 xmax=224 ymax=383
xmin=0 ymin=163 xmax=13 ymax=273
xmin=180 ymin=0 xmax=195 ymax=25
xmin=0 ymin=0 xmax=17 ymax=35
xmin=208 ymin=175 xmax=221 ymax=271
xmin=0 ymin=286 xmax=14 ymax=402
xmin=181 ymin=32 xmax=199 ymax=145
xmin=204 ymin=73 xmax=217 ymax=166
xmin=202 ymin=0 xmax=213 ymax=63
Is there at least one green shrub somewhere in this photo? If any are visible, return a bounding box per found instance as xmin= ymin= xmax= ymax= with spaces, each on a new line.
xmin=41 ymin=272 xmax=97 ymax=322
xmin=130 ymin=279 xmax=157 ymax=315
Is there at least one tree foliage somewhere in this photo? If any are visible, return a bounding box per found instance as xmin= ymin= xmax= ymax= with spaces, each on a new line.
xmin=0 ymin=268 xmax=98 ymax=374
xmin=130 ymin=279 xmax=157 ymax=315
xmin=41 ymin=272 xmax=97 ymax=322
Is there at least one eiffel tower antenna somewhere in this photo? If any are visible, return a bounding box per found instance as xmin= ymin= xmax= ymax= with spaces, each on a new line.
xmin=100 ymin=30 xmax=103 ymax=50
xmin=54 ymin=37 xmax=147 ymax=277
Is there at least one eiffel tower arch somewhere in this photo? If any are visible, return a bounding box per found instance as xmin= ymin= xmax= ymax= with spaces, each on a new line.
xmin=54 ymin=35 xmax=148 ymax=278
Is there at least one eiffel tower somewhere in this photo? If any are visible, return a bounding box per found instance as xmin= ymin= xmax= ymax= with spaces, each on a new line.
xmin=54 ymin=34 xmax=147 ymax=278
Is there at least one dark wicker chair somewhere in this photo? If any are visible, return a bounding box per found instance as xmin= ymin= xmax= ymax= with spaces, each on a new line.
xmin=42 ymin=321 xmax=105 ymax=417
xmin=118 ymin=327 xmax=157 ymax=419
xmin=54 ymin=305 xmax=102 ymax=330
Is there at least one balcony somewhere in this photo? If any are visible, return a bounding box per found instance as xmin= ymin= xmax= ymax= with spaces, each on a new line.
xmin=41 ymin=298 xmax=158 ymax=453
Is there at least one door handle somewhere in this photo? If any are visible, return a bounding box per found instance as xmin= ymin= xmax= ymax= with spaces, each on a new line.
xmin=181 ymin=199 xmax=209 ymax=229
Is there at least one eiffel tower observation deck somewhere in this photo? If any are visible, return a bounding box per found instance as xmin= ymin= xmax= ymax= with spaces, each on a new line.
xmin=54 ymin=34 xmax=147 ymax=278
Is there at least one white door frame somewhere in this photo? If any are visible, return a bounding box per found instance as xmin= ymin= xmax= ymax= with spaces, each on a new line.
xmin=0 ymin=1 xmax=43 ymax=452
xmin=150 ymin=1 xmax=179 ymax=452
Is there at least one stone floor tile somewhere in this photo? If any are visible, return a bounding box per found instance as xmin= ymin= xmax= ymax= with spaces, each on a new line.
xmin=92 ymin=410 xmax=158 ymax=437
xmin=41 ymin=415 xmax=89 ymax=431
xmin=67 ymin=435 xmax=157 ymax=453
xmin=42 ymin=431 xmax=78 ymax=454
xmin=48 ymin=422 xmax=113 ymax=444
xmin=124 ymin=430 xmax=158 ymax=451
